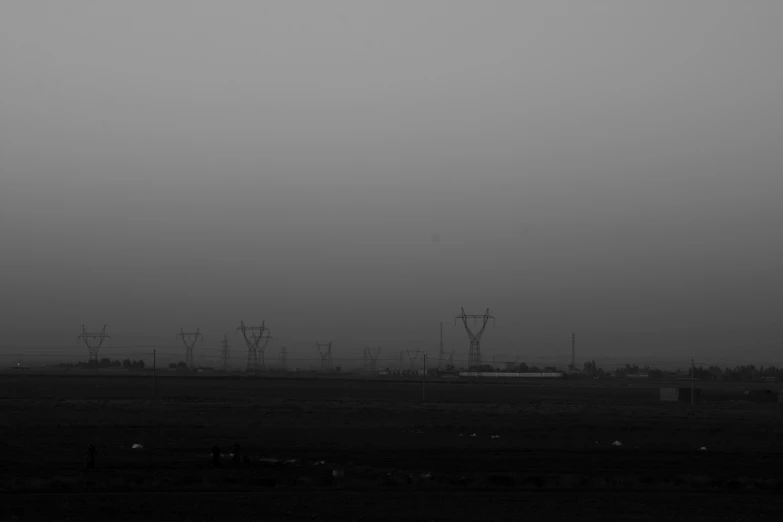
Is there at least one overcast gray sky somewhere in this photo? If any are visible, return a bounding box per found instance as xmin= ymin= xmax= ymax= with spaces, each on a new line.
xmin=1 ymin=1 xmax=782 ymax=367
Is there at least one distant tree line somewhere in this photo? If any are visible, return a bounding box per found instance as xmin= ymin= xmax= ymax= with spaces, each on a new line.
xmin=691 ymin=364 xmax=782 ymax=382
xmin=63 ymin=358 xmax=146 ymax=370
xmin=452 ymin=360 xmax=781 ymax=382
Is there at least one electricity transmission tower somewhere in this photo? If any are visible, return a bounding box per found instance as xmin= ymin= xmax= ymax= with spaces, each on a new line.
xmin=220 ymin=334 xmax=230 ymax=370
xmin=438 ymin=322 xmax=446 ymax=369
xmin=455 ymin=308 xmax=495 ymax=370
xmin=78 ymin=325 xmax=111 ymax=363
xmin=363 ymin=346 xmax=380 ymax=373
xmin=176 ymin=328 xmax=203 ymax=370
xmin=407 ymin=348 xmax=422 ymax=372
xmin=316 ymin=340 xmax=332 ymax=372
xmin=280 ymin=346 xmax=287 ymax=371
xmin=237 ymin=320 xmax=272 ymax=373
xmin=257 ymin=330 xmax=274 ymax=371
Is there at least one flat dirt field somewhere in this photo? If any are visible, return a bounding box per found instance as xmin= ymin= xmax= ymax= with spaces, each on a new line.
xmin=4 ymin=374 xmax=783 ymax=521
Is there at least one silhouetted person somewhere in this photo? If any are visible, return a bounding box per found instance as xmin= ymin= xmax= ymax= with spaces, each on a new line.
xmin=211 ymin=445 xmax=221 ymax=467
xmin=232 ymin=442 xmax=241 ymax=465
xmin=84 ymin=443 xmax=96 ymax=470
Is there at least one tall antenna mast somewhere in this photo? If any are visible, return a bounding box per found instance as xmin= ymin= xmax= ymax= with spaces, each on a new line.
xmin=455 ymin=308 xmax=495 ymax=370
xmin=176 ymin=328 xmax=204 ymax=370
xmin=78 ymin=325 xmax=111 ymax=364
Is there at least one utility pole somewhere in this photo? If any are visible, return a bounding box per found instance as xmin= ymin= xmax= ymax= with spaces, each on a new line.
xmin=421 ymin=353 xmax=427 ymax=403
xmin=438 ymin=322 xmax=445 ymax=370
xmin=220 ymin=334 xmax=230 ymax=370
xmin=570 ymin=332 xmax=576 ymax=371
xmin=78 ymin=325 xmax=111 ymax=364
xmin=691 ymin=357 xmax=695 ymax=406
xmin=176 ymin=328 xmax=204 ymax=370
xmin=455 ymin=308 xmax=495 ymax=371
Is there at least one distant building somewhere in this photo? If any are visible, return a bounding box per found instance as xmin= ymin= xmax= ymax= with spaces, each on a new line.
xmin=660 ymin=387 xmax=702 ymax=402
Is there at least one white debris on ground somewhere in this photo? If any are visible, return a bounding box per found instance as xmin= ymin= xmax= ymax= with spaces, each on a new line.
xmin=490 ymin=434 xmax=500 ymax=440
xmin=332 ymin=469 xmax=344 ymax=479
xmin=313 ymin=460 xmax=326 ymax=466
xmin=612 ymin=441 xmax=622 ymax=447
xmin=469 ymin=433 xmax=477 ymax=437
xmin=131 ymin=444 xmax=143 ymax=450
xmin=699 ymin=447 xmax=708 ymax=451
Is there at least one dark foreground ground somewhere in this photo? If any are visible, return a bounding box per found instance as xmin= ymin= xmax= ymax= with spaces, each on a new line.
xmin=3 ymin=375 xmax=783 ymax=521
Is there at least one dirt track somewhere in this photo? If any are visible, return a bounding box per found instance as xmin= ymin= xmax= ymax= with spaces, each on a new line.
xmin=3 ymin=375 xmax=783 ymax=520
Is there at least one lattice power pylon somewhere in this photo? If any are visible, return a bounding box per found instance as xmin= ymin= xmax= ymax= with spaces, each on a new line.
xmin=78 ymin=325 xmax=111 ymax=363
xmin=257 ymin=329 xmax=274 ymax=371
xmin=362 ymin=346 xmax=380 ymax=373
xmin=316 ymin=340 xmax=332 ymax=372
xmin=455 ymin=308 xmax=495 ymax=369
xmin=176 ymin=328 xmax=204 ymax=370
xmin=407 ymin=348 xmax=422 ymax=372
xmin=237 ymin=320 xmax=272 ymax=373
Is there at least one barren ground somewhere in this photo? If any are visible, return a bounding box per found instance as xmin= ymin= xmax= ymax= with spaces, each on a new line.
xmin=3 ymin=374 xmax=783 ymax=521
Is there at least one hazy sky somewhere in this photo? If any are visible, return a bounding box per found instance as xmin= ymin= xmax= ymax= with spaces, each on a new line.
xmin=2 ymin=1 xmax=782 ymax=366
